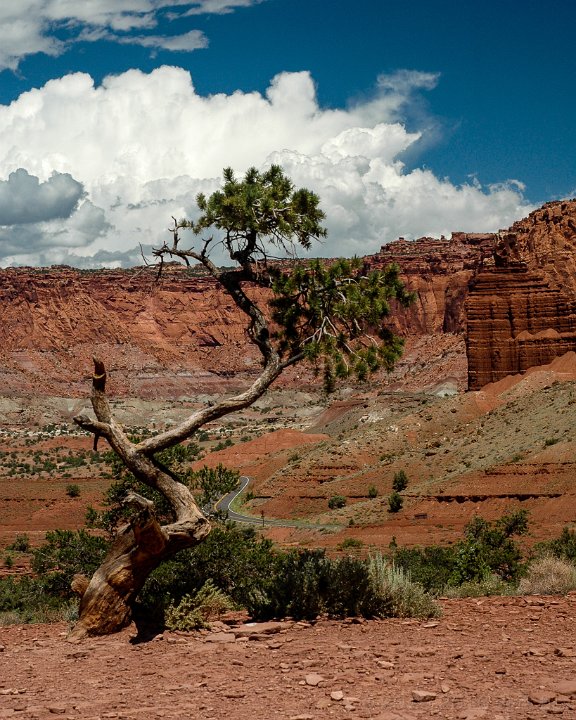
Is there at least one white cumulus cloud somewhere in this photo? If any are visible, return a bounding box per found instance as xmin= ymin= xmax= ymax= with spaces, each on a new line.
xmin=0 ymin=0 xmax=263 ymax=71
xmin=0 ymin=66 xmax=533 ymax=267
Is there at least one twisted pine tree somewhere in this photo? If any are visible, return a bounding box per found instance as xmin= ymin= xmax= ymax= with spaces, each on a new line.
xmin=71 ymin=165 xmax=413 ymax=639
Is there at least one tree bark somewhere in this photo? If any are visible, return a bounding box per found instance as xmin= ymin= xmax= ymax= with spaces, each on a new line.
xmin=70 ymin=360 xmax=211 ymax=640
xmin=68 ymin=504 xmax=209 ymax=641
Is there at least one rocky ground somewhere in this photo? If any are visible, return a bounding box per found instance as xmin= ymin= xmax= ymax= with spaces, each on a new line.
xmin=1 ymin=595 xmax=576 ymax=720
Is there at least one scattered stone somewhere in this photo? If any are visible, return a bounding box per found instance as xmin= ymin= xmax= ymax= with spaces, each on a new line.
xmin=315 ymin=698 xmax=332 ymax=709
xmin=457 ymin=710 xmax=488 ymax=719
xmin=0 ymin=645 xmax=5 ymax=652
xmin=421 ymin=622 xmax=439 ymax=628
xmin=289 ymin=715 xmax=314 ymax=720
xmin=554 ymin=647 xmax=576 ymax=657
xmin=205 ymin=632 xmax=236 ymax=644
xmin=222 ymin=690 xmax=246 ymax=699
xmin=234 ymin=621 xmax=286 ymax=638
xmin=376 ymin=660 xmax=394 ymax=669
xmin=528 ymin=691 xmax=556 ymax=706
xmin=330 ymin=691 xmax=344 ymax=701
xmin=412 ymin=647 xmax=435 ymax=657
xmin=412 ymin=689 xmax=437 ymax=703
xmin=47 ymin=706 xmax=67 ymax=714
xmin=552 ymin=680 xmax=576 ymax=697
xmin=441 ymin=683 xmax=450 ymax=693
xmin=305 ymin=673 xmax=325 ymax=687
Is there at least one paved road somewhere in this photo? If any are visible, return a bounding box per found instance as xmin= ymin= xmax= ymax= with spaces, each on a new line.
xmin=214 ymin=476 xmax=339 ymax=529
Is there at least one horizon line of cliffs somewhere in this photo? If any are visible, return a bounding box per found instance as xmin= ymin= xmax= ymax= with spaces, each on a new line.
xmin=0 ymin=199 xmax=575 ymax=393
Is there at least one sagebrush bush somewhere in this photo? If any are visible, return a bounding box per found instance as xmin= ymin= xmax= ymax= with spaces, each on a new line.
xmin=328 ymin=495 xmax=346 ymax=510
xmin=442 ymin=573 xmax=512 ymax=598
xmin=518 ymin=555 xmax=576 ymax=595
xmin=367 ymin=554 xmax=441 ymax=618
xmin=165 ymin=580 xmax=234 ymax=630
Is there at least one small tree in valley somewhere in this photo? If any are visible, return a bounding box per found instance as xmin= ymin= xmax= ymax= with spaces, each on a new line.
xmin=71 ymin=165 xmax=413 ymax=639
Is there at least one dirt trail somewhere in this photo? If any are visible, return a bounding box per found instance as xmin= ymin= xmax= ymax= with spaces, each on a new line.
xmin=1 ymin=595 xmax=576 ymax=720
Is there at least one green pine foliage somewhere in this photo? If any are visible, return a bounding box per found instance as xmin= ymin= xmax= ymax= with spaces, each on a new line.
xmin=269 ymin=258 xmax=412 ymax=389
xmin=193 ymin=165 xmax=327 ymax=259
xmin=170 ymin=166 xmax=414 ymax=392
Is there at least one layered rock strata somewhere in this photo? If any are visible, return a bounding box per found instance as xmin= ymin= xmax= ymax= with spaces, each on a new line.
xmin=367 ymin=233 xmax=495 ymax=334
xmin=466 ymin=200 xmax=576 ymax=389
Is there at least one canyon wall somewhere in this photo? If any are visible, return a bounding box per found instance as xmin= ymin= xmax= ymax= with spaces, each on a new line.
xmin=0 ymin=234 xmax=494 ymax=398
xmin=368 ymin=233 xmax=495 ymax=334
xmin=1 ymin=199 xmax=575 ymax=397
xmin=466 ymin=200 xmax=576 ymax=389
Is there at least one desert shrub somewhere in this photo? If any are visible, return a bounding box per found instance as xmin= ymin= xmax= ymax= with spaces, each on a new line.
xmin=248 ymin=548 xmax=330 ymax=620
xmin=0 ymin=575 xmax=78 ymax=625
xmin=368 ymin=485 xmax=378 ymax=499
xmin=31 ymin=529 xmax=109 ymax=596
xmin=388 ymin=491 xmax=403 ymax=513
xmin=449 ymin=510 xmax=528 ymax=585
xmin=7 ymin=534 xmax=30 ymax=552
xmin=442 ymin=573 xmax=512 ymax=598
xmin=65 ymin=484 xmax=81 ymax=498
xmin=392 ymin=470 xmax=408 ymax=492
xmin=245 ymin=548 xmax=439 ymax=621
xmin=536 ymin=526 xmax=576 ymax=563
xmin=518 ymin=555 xmax=576 ymax=595
xmin=138 ymin=522 xmax=277 ymax=615
xmin=3 ymin=553 xmax=13 ymax=568
xmin=337 ymin=537 xmax=364 ymax=550
xmin=392 ymin=545 xmax=456 ymax=591
xmin=164 ymin=580 xmax=235 ymax=630
xmin=328 ymin=495 xmax=346 ymax=510
xmin=367 ymin=554 xmax=441 ymax=618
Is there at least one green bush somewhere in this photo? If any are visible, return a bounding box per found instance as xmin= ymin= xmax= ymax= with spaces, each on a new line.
xmin=536 ymin=526 xmax=576 ymax=562
xmin=328 ymin=495 xmax=346 ymax=510
xmin=138 ymin=522 xmax=277 ymax=615
xmin=388 ymin=491 xmax=403 ymax=513
xmin=368 ymin=485 xmax=378 ymax=499
xmin=244 ymin=548 xmax=439 ymax=621
xmin=392 ymin=470 xmax=408 ymax=493
xmin=7 ymin=534 xmax=30 ymax=553
xmin=368 ymin=554 xmax=441 ymax=618
xmin=165 ymin=580 xmax=235 ymax=630
xmin=449 ymin=510 xmax=528 ymax=585
xmin=65 ymin=484 xmax=81 ymax=498
xmin=442 ymin=573 xmax=512 ymax=598
xmin=392 ymin=545 xmax=456 ymax=591
xmin=337 ymin=537 xmax=364 ymax=550
xmin=31 ymin=529 xmax=109 ymax=596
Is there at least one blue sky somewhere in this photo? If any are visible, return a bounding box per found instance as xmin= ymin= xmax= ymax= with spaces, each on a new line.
xmin=0 ymin=0 xmax=573 ymax=267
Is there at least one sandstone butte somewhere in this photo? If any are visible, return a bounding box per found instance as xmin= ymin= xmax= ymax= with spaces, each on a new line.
xmin=0 ymin=198 xmax=574 ymax=396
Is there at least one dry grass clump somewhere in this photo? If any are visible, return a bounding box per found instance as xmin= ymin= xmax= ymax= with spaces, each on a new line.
xmin=518 ymin=555 xmax=576 ymax=595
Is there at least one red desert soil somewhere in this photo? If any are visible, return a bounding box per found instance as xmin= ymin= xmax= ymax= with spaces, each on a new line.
xmin=1 ymin=595 xmax=576 ymax=720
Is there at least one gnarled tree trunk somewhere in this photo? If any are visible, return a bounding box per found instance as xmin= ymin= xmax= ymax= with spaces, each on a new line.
xmin=70 ymin=361 xmax=212 ymax=640
xmin=71 ymin=347 xmax=286 ymax=639
xmin=68 ymin=493 xmax=209 ymax=641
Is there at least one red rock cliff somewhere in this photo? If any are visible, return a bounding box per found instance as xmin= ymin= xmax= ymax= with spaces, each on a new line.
xmin=466 ymin=200 xmax=576 ymax=389
xmin=366 ymin=233 xmax=495 ymax=334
